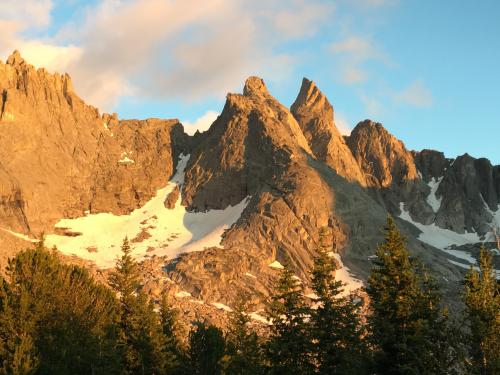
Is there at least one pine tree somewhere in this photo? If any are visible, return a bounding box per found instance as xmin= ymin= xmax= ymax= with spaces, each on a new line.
xmin=463 ymin=247 xmax=500 ymax=374
xmin=266 ymin=262 xmax=314 ymax=375
xmin=310 ymin=227 xmax=369 ymax=374
xmin=0 ymin=278 xmax=38 ymax=375
xmin=187 ymin=322 xmax=226 ymax=375
xmin=366 ymin=216 xmax=456 ymax=374
xmin=110 ymin=237 xmax=167 ymax=374
xmin=0 ymin=240 xmax=120 ymax=374
xmin=224 ymin=296 xmax=264 ymax=374
xmin=159 ymin=295 xmax=185 ymax=373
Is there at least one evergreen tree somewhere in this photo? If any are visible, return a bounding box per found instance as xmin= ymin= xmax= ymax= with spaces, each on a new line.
xmin=188 ymin=322 xmax=226 ymax=375
xmin=463 ymin=247 xmax=500 ymax=374
xmin=266 ymin=262 xmax=314 ymax=375
xmin=0 ymin=240 xmax=120 ymax=374
xmin=366 ymin=216 xmax=456 ymax=374
xmin=310 ymin=227 xmax=369 ymax=374
xmin=110 ymin=237 xmax=167 ymax=374
xmin=224 ymin=296 xmax=264 ymax=374
xmin=0 ymin=277 xmax=38 ymax=375
xmin=159 ymin=294 xmax=186 ymax=373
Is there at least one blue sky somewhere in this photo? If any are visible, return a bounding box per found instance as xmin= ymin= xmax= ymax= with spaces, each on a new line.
xmin=1 ymin=0 xmax=499 ymax=163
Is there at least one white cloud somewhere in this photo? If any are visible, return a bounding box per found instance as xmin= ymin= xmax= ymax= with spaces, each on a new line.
xmin=18 ymin=42 xmax=82 ymax=72
xmin=2 ymin=0 xmax=334 ymax=112
xmin=182 ymin=111 xmax=219 ymax=135
xmin=2 ymin=0 xmax=53 ymax=28
xmin=394 ymin=80 xmax=433 ymax=108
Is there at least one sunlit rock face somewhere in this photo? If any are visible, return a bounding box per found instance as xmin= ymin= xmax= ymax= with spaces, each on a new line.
xmin=1 ymin=52 xmax=499 ymax=323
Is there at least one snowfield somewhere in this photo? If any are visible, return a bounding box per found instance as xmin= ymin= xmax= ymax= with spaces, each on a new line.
xmin=426 ymin=177 xmax=443 ymax=213
xmin=44 ymin=154 xmax=250 ymax=268
xmin=399 ymin=202 xmax=483 ymax=266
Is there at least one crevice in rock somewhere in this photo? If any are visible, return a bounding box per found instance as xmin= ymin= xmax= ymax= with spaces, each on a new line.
xmin=1 ymin=90 xmax=7 ymax=119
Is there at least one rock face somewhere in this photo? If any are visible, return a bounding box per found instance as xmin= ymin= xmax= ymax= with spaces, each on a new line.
xmin=433 ymin=154 xmax=500 ymax=234
xmin=290 ymin=78 xmax=366 ymax=185
xmin=181 ymin=76 xmax=311 ymax=211
xmin=346 ymin=120 xmax=419 ymax=188
xmin=0 ymin=51 xmax=499 ymax=321
xmin=0 ymin=51 xmax=188 ymax=234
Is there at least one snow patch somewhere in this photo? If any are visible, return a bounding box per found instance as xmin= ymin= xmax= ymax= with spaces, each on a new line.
xmin=0 ymin=228 xmax=37 ymax=243
xmin=399 ymin=202 xmax=481 ymax=264
xmin=118 ymin=152 xmax=134 ymax=164
xmin=331 ymin=253 xmax=364 ymax=295
xmin=481 ymin=198 xmax=500 ymax=243
xmin=45 ymin=154 xmax=251 ymax=268
xmin=248 ymin=311 xmax=271 ymax=325
xmin=211 ymin=302 xmax=233 ymax=312
xmin=268 ymin=261 xmax=284 ymax=270
xmin=175 ymin=291 xmax=192 ymax=298
xmin=426 ymin=177 xmax=443 ymax=212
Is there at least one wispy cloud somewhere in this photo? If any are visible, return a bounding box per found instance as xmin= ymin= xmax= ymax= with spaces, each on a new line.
xmin=359 ymin=92 xmax=384 ymax=118
xmin=330 ymin=36 xmax=390 ymax=84
xmin=394 ymin=80 xmax=433 ymax=108
xmin=1 ymin=0 xmax=334 ymax=112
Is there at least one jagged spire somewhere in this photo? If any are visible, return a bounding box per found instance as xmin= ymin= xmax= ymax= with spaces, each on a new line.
xmin=243 ymin=76 xmax=270 ymax=97
xmin=6 ymin=50 xmax=25 ymax=66
xmin=291 ymin=77 xmax=330 ymax=115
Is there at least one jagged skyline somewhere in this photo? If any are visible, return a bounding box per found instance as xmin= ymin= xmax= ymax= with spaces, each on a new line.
xmin=0 ymin=1 xmax=498 ymax=163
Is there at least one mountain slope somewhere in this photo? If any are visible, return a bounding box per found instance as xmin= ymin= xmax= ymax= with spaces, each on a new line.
xmin=0 ymin=52 xmax=498 ymax=322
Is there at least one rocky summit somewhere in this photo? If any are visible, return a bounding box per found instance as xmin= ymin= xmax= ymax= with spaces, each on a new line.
xmin=0 ymin=51 xmax=499 ymax=323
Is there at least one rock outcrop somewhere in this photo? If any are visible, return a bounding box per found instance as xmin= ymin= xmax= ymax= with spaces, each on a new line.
xmin=0 ymin=51 xmax=498 ymax=321
xmin=346 ymin=120 xmax=419 ymax=188
xmin=433 ymin=154 xmax=499 ymax=234
xmin=0 ymin=51 xmax=189 ymax=235
xmin=181 ymin=76 xmax=311 ymax=211
xmin=290 ymin=78 xmax=366 ymax=185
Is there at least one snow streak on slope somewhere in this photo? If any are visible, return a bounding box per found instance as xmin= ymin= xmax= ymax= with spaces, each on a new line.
xmin=399 ymin=203 xmax=481 ymax=264
xmin=482 ymin=197 xmax=500 ymax=244
xmin=330 ymin=253 xmax=364 ymax=295
xmin=45 ymin=154 xmax=250 ymax=268
xmin=426 ymin=177 xmax=443 ymax=212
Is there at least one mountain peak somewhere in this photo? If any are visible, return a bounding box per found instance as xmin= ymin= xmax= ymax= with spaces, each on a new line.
xmin=243 ymin=76 xmax=269 ymax=97
xmin=352 ymin=119 xmax=385 ymax=133
xmin=6 ymin=50 xmax=25 ymax=66
xmin=290 ymin=78 xmax=366 ymax=185
xmin=291 ymin=77 xmax=329 ymax=114
xmin=347 ymin=119 xmax=418 ymax=187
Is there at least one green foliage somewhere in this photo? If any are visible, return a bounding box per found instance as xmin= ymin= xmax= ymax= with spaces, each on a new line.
xmin=463 ymin=247 xmax=500 ymax=374
xmin=310 ymin=228 xmax=369 ymax=374
xmin=266 ymin=262 xmax=314 ymax=375
xmin=0 ymin=240 xmax=120 ymax=374
xmin=366 ymin=216 xmax=458 ymax=375
xmin=159 ymin=294 xmax=186 ymax=373
xmin=110 ymin=237 xmax=171 ymax=374
xmin=188 ymin=322 xmax=226 ymax=375
xmin=224 ymin=296 xmax=265 ymax=374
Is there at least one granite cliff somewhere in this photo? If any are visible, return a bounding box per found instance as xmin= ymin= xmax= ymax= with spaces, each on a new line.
xmin=0 ymin=51 xmax=498 ymax=324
